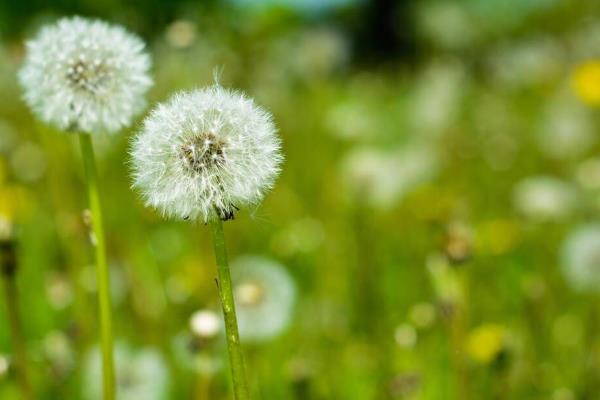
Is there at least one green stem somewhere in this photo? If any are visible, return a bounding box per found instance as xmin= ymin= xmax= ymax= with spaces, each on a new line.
xmin=209 ymin=218 xmax=250 ymax=400
xmin=2 ymin=271 xmax=32 ymax=400
xmin=78 ymin=134 xmax=115 ymax=400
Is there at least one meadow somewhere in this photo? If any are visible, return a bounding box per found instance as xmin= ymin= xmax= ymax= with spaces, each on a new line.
xmin=1 ymin=0 xmax=600 ymax=399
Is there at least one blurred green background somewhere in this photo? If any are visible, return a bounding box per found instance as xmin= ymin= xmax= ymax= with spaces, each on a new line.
xmin=2 ymin=0 xmax=600 ymax=399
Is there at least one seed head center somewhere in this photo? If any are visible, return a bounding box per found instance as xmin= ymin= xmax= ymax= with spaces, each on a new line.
xmin=236 ymin=281 xmax=266 ymax=306
xmin=65 ymin=59 xmax=109 ymax=93
xmin=181 ymin=133 xmax=227 ymax=174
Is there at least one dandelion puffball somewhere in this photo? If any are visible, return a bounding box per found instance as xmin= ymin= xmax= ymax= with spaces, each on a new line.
xmin=83 ymin=343 xmax=168 ymax=400
xmin=232 ymin=256 xmax=296 ymax=342
xmin=189 ymin=309 xmax=221 ymax=339
xmin=130 ymin=86 xmax=282 ymax=221
xmin=19 ymin=16 xmax=152 ymax=134
xmin=561 ymin=224 xmax=600 ymax=293
xmin=512 ymin=176 xmax=578 ymax=222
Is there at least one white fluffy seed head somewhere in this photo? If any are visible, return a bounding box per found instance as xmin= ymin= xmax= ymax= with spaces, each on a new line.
xmin=18 ymin=16 xmax=152 ymax=134
xmin=232 ymin=256 xmax=297 ymax=342
xmin=189 ymin=310 xmax=221 ymax=339
xmin=130 ymin=85 xmax=283 ymax=222
xmin=561 ymin=224 xmax=600 ymax=293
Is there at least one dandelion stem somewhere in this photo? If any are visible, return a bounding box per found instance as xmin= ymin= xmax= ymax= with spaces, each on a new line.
xmin=78 ymin=133 xmax=115 ymax=400
xmin=209 ymin=218 xmax=250 ymax=400
xmin=1 ymin=241 xmax=32 ymax=400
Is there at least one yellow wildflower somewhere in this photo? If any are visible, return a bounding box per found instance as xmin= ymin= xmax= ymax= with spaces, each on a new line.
xmin=572 ymin=61 xmax=600 ymax=106
xmin=467 ymin=324 xmax=506 ymax=364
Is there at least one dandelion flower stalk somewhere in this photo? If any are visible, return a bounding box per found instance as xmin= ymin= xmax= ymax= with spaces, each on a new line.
xmin=79 ymin=133 xmax=115 ymax=400
xmin=1 ymin=238 xmax=32 ymax=400
xmin=210 ymin=218 xmax=250 ymax=400
xmin=131 ymin=85 xmax=282 ymax=399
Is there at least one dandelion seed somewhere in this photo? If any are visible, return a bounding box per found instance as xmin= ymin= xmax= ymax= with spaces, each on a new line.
xmin=19 ymin=16 xmax=152 ymax=134
xmin=130 ymin=85 xmax=282 ymax=221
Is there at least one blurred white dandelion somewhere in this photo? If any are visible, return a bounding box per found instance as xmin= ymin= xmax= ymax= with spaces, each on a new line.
xmin=537 ymin=91 xmax=596 ymax=159
xmin=410 ymin=60 xmax=466 ymax=137
xmin=164 ymin=20 xmax=197 ymax=49
xmin=290 ymin=27 xmax=349 ymax=79
xmin=130 ymin=85 xmax=282 ymax=221
xmin=326 ymin=99 xmax=377 ymax=141
xmin=488 ymin=38 xmax=564 ymax=88
xmin=561 ymin=224 xmax=600 ymax=292
xmin=43 ymin=330 xmax=75 ymax=378
xmin=340 ymin=145 xmax=437 ymax=209
xmin=416 ymin=1 xmax=474 ymax=50
xmin=19 ymin=16 xmax=152 ymax=134
xmin=231 ymin=256 xmax=296 ymax=342
xmin=512 ymin=176 xmax=578 ymax=222
xmin=189 ymin=309 xmax=222 ymax=339
xmin=83 ymin=343 xmax=168 ymax=400
xmin=45 ymin=273 xmax=74 ymax=310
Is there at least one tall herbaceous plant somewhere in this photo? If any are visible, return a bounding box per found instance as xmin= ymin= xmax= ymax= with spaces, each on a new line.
xmin=130 ymin=86 xmax=283 ymax=399
xmin=18 ymin=16 xmax=152 ymax=400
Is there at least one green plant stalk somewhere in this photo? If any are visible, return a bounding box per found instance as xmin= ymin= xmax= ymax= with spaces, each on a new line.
xmin=209 ymin=218 xmax=250 ymax=400
xmin=3 ymin=273 xmax=32 ymax=400
xmin=79 ymin=134 xmax=115 ymax=400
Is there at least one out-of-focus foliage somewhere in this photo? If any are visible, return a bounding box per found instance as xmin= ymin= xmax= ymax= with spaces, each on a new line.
xmin=2 ymin=0 xmax=600 ymax=399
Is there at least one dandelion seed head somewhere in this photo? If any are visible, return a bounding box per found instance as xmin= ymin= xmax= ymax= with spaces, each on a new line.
xmin=512 ymin=176 xmax=578 ymax=222
xmin=561 ymin=224 xmax=600 ymax=293
xmin=231 ymin=256 xmax=296 ymax=342
xmin=130 ymin=86 xmax=282 ymax=221
xmin=19 ymin=16 xmax=152 ymax=134
xmin=83 ymin=343 xmax=167 ymax=400
xmin=189 ymin=309 xmax=221 ymax=339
